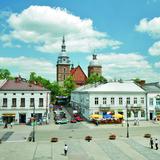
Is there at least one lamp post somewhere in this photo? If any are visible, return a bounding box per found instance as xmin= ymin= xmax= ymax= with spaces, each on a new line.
xmin=32 ymin=104 xmax=35 ymax=142
xmin=126 ymin=105 xmax=129 ymax=138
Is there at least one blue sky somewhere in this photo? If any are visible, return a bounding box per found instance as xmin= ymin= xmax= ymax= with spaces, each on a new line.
xmin=0 ymin=0 xmax=160 ymax=82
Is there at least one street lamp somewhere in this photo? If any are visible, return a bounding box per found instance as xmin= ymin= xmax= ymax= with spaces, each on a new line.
xmin=126 ymin=105 xmax=129 ymax=138
xmin=32 ymin=104 xmax=35 ymax=142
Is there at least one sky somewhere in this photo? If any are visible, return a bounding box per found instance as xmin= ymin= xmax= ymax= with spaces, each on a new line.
xmin=0 ymin=0 xmax=160 ymax=82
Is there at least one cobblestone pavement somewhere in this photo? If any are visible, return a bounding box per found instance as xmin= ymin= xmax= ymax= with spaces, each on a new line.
xmin=0 ymin=111 xmax=160 ymax=160
xmin=0 ymin=137 xmax=160 ymax=160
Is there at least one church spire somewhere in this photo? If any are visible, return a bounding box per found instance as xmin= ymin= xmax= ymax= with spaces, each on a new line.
xmin=61 ymin=36 xmax=66 ymax=52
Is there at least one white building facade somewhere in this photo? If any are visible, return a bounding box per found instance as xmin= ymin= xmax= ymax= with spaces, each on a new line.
xmin=0 ymin=79 xmax=50 ymax=124
xmin=71 ymin=82 xmax=147 ymax=121
xmin=142 ymin=83 xmax=160 ymax=120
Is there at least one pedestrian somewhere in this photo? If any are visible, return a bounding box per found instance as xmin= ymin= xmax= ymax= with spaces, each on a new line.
xmin=64 ymin=144 xmax=68 ymax=156
xmin=10 ymin=122 xmax=13 ymax=128
xmin=4 ymin=122 xmax=8 ymax=128
xmin=134 ymin=118 xmax=137 ymax=126
xmin=137 ymin=118 xmax=139 ymax=126
xmin=155 ymin=138 xmax=158 ymax=150
xmin=150 ymin=137 xmax=154 ymax=149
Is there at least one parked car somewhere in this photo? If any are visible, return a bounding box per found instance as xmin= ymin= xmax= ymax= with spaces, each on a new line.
xmin=70 ymin=119 xmax=77 ymax=123
xmin=56 ymin=118 xmax=69 ymax=124
xmin=75 ymin=116 xmax=84 ymax=122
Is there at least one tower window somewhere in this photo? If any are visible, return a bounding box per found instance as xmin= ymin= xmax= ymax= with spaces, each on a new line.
xmin=64 ymin=68 xmax=66 ymax=73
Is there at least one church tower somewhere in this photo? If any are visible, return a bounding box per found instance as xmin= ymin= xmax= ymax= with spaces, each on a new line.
xmin=56 ymin=36 xmax=70 ymax=85
xmin=88 ymin=54 xmax=102 ymax=77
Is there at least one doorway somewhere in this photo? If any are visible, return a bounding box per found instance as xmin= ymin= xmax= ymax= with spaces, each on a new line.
xmin=150 ymin=112 xmax=153 ymax=120
xmin=19 ymin=113 xmax=26 ymax=123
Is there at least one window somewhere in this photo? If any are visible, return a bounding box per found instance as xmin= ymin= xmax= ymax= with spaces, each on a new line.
xmin=20 ymin=98 xmax=25 ymax=107
xmin=149 ymin=98 xmax=153 ymax=106
xmin=141 ymin=97 xmax=144 ymax=104
xmin=64 ymin=68 xmax=66 ymax=73
xmin=127 ymin=110 xmax=131 ymax=118
xmin=126 ymin=97 xmax=130 ymax=105
xmin=111 ymin=97 xmax=115 ymax=105
xmin=64 ymin=75 xmax=65 ymax=80
xmin=30 ymin=98 xmax=35 ymax=107
xmin=13 ymin=93 xmax=16 ymax=95
xmin=119 ymin=97 xmax=123 ymax=105
xmin=31 ymin=93 xmax=34 ymax=95
xmin=134 ymin=97 xmax=137 ymax=104
xmin=3 ymin=98 xmax=7 ymax=107
xmin=103 ymin=98 xmax=107 ymax=104
xmin=141 ymin=110 xmax=145 ymax=117
xmin=40 ymin=93 xmax=43 ymax=95
xmin=4 ymin=93 xmax=7 ymax=95
xmin=12 ymin=98 xmax=16 ymax=107
xmin=156 ymin=98 xmax=160 ymax=106
xmin=95 ymin=97 xmax=99 ymax=105
xmin=22 ymin=93 xmax=24 ymax=95
xmin=39 ymin=98 xmax=43 ymax=107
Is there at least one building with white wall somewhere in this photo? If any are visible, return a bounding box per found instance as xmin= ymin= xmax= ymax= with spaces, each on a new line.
xmin=0 ymin=78 xmax=50 ymax=124
xmin=142 ymin=82 xmax=160 ymax=120
xmin=71 ymin=81 xmax=147 ymax=121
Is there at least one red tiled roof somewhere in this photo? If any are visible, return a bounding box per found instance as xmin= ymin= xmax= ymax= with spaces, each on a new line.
xmin=0 ymin=80 xmax=49 ymax=91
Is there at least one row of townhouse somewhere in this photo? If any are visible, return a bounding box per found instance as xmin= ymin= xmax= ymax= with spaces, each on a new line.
xmin=71 ymin=81 xmax=160 ymax=121
xmin=0 ymin=78 xmax=50 ymax=124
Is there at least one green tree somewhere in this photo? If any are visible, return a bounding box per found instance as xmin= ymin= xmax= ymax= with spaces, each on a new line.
xmin=86 ymin=73 xmax=107 ymax=84
xmin=0 ymin=68 xmax=13 ymax=80
xmin=64 ymin=75 xmax=76 ymax=96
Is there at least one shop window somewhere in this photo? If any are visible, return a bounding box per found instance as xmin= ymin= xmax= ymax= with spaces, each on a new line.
xmin=95 ymin=97 xmax=99 ymax=105
xmin=134 ymin=111 xmax=138 ymax=118
xmin=119 ymin=97 xmax=123 ymax=105
xmin=127 ymin=110 xmax=131 ymax=118
xmin=149 ymin=98 xmax=153 ymax=106
xmin=156 ymin=98 xmax=160 ymax=106
xmin=141 ymin=110 xmax=145 ymax=117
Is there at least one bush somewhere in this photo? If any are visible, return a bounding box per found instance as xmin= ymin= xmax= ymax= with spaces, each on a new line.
xmin=144 ymin=134 xmax=151 ymax=138
xmin=51 ymin=137 xmax=58 ymax=142
xmin=109 ymin=134 xmax=116 ymax=140
xmin=85 ymin=136 xmax=92 ymax=142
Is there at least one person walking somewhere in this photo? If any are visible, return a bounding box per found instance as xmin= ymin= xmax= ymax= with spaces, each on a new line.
xmin=150 ymin=137 xmax=154 ymax=149
xmin=155 ymin=139 xmax=158 ymax=150
xmin=10 ymin=122 xmax=13 ymax=128
xmin=64 ymin=144 xmax=68 ymax=156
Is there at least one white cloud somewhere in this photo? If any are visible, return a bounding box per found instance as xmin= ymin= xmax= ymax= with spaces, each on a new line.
xmin=135 ymin=17 xmax=160 ymax=38
xmin=148 ymin=41 xmax=160 ymax=56
xmin=0 ymin=56 xmax=55 ymax=81
xmin=155 ymin=61 xmax=160 ymax=68
xmin=87 ymin=53 xmax=160 ymax=82
xmin=1 ymin=5 xmax=122 ymax=53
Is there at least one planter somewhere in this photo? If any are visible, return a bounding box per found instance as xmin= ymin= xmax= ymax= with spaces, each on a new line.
xmin=109 ymin=134 xmax=116 ymax=140
xmin=51 ymin=137 xmax=58 ymax=142
xmin=85 ymin=136 xmax=92 ymax=142
xmin=144 ymin=134 xmax=151 ymax=138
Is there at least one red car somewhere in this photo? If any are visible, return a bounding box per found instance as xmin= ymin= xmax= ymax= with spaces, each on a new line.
xmin=75 ymin=116 xmax=84 ymax=122
xmin=70 ymin=119 xmax=77 ymax=123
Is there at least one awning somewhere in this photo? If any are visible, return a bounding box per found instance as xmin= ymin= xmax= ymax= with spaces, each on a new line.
xmin=2 ymin=113 xmax=16 ymax=117
xmin=90 ymin=114 xmax=103 ymax=119
xmin=113 ymin=113 xmax=124 ymax=119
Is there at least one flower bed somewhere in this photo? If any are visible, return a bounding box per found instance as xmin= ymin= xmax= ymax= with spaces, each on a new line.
xmin=144 ymin=134 xmax=151 ymax=138
xmin=51 ymin=137 xmax=58 ymax=142
xmin=85 ymin=136 xmax=92 ymax=142
xmin=109 ymin=134 xmax=116 ymax=140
